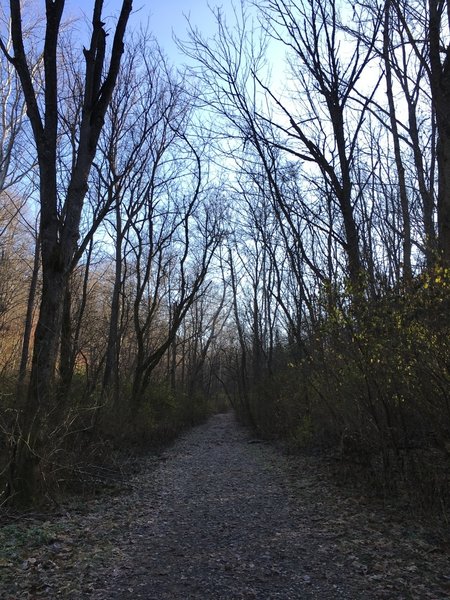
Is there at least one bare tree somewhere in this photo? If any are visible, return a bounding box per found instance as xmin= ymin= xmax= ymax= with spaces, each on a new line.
xmin=427 ymin=0 xmax=450 ymax=263
xmin=99 ymin=40 xmax=187 ymax=403
xmin=350 ymin=0 xmax=437 ymax=270
xmin=383 ymin=0 xmax=412 ymax=279
xmin=0 ymin=0 xmax=133 ymax=501
xmin=389 ymin=0 xmax=450 ymax=264
xmin=0 ymin=4 xmax=40 ymax=193
xmin=257 ymin=0 xmax=383 ymax=289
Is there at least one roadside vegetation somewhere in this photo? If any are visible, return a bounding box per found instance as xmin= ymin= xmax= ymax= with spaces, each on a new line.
xmin=0 ymin=0 xmax=449 ymax=515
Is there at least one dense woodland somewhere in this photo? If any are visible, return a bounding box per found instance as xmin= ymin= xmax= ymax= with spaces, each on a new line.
xmin=0 ymin=0 xmax=449 ymax=510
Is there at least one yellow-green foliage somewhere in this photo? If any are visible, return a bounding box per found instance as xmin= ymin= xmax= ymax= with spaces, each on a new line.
xmin=248 ymin=269 xmax=450 ymax=507
xmin=248 ymin=363 xmax=310 ymax=440
xmin=287 ymin=414 xmax=314 ymax=452
xmin=306 ymin=270 xmax=450 ymax=445
xmin=97 ymin=381 xmax=213 ymax=446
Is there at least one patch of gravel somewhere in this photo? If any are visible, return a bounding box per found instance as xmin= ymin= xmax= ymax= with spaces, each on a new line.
xmin=2 ymin=412 xmax=449 ymax=599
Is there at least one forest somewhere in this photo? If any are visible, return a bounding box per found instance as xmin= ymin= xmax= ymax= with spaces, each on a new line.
xmin=0 ymin=0 xmax=449 ymax=513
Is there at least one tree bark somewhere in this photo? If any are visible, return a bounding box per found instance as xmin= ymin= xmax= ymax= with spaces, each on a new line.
xmin=17 ymin=233 xmax=40 ymax=394
xmin=102 ymin=202 xmax=123 ymax=401
xmin=429 ymin=0 xmax=450 ymax=264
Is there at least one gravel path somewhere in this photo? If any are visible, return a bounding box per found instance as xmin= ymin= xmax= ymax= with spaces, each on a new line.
xmin=2 ymin=411 xmax=449 ymax=599
xmin=103 ymin=411 xmax=351 ymax=600
xmin=92 ymin=412 xmax=450 ymax=600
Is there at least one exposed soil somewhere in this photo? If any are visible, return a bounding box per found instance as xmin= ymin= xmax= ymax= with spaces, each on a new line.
xmin=1 ymin=412 xmax=449 ymax=599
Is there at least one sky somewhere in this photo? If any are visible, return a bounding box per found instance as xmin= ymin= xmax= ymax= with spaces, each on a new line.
xmin=67 ymin=0 xmax=222 ymax=63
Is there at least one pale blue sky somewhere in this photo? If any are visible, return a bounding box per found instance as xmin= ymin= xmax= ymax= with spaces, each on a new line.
xmin=67 ymin=0 xmax=223 ymax=62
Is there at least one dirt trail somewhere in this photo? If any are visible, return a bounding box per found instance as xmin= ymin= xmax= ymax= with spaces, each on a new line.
xmin=1 ymin=412 xmax=449 ymax=599
xmin=102 ymin=411 xmax=349 ymax=599
xmin=94 ymin=412 xmax=450 ymax=600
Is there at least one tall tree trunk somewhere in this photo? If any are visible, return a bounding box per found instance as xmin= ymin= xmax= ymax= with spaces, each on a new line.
xmin=436 ymin=131 xmax=450 ymax=263
xmin=102 ymin=204 xmax=123 ymax=401
xmin=59 ymin=283 xmax=73 ymax=395
xmin=15 ymin=262 xmax=66 ymax=501
xmin=3 ymin=0 xmax=133 ymax=502
xmin=383 ymin=0 xmax=412 ymax=281
xmin=59 ymin=239 xmax=93 ymax=399
xmin=17 ymin=233 xmax=40 ymax=394
xmin=429 ymin=0 xmax=450 ymax=265
xmin=330 ymin=101 xmax=363 ymax=290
